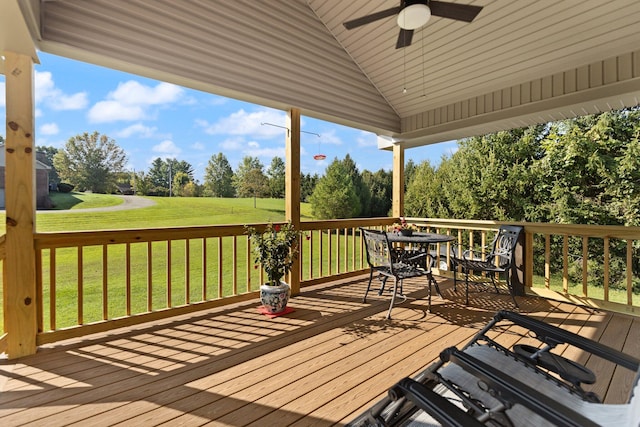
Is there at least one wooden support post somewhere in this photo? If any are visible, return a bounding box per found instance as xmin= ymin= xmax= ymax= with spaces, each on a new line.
xmin=4 ymin=51 xmax=37 ymax=358
xmin=392 ymin=144 xmax=404 ymax=218
xmin=285 ymin=108 xmax=301 ymax=295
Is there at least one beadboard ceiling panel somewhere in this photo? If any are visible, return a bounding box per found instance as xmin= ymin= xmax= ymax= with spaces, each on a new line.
xmin=4 ymin=0 xmax=640 ymax=147
xmin=37 ymin=0 xmax=400 ymax=134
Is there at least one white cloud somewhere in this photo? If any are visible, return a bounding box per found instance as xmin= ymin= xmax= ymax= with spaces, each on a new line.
xmin=88 ymin=101 xmax=146 ymax=123
xmin=0 ymin=81 xmax=5 ymax=108
xmin=219 ymin=137 xmax=244 ymax=150
xmin=248 ymin=141 xmax=259 ymax=148
xmin=356 ymin=131 xmax=377 ymax=147
xmin=109 ymin=81 xmax=183 ymax=106
xmin=152 ymin=139 xmax=182 ymax=156
xmin=198 ymin=108 xmax=286 ymax=139
xmin=53 ymin=92 xmax=90 ymax=110
xmin=191 ymin=142 xmax=205 ymax=150
xmin=245 ymin=146 xmax=285 ymax=159
xmin=116 ymin=123 xmax=158 ymax=138
xmin=34 ymin=70 xmax=88 ymax=111
xmin=319 ymin=130 xmax=343 ymax=145
xmin=40 ymin=122 xmax=60 ymax=135
xmin=88 ymin=80 xmax=183 ymax=123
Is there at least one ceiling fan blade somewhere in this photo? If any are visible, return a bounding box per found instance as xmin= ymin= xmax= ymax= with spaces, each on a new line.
xmin=343 ymin=6 xmax=401 ymax=29
xmin=429 ymin=1 xmax=483 ymax=22
xmin=396 ymin=29 xmax=414 ymax=49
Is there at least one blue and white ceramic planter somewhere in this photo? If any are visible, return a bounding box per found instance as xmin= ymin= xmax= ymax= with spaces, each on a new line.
xmin=260 ymin=281 xmax=290 ymax=313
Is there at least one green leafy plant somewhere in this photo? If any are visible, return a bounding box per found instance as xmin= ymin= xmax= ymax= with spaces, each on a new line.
xmin=245 ymin=222 xmax=303 ymax=285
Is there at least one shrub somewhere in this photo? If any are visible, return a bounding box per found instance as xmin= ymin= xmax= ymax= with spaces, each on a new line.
xmin=57 ymin=182 xmax=75 ymax=193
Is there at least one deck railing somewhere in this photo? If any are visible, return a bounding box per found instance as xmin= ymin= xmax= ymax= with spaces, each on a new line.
xmin=1 ymin=218 xmax=638 ymax=348
xmin=30 ymin=218 xmax=394 ymax=344
xmin=410 ymin=218 xmax=640 ymax=314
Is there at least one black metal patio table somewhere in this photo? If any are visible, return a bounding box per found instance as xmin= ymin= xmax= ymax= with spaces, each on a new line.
xmin=386 ymin=231 xmax=455 ymax=246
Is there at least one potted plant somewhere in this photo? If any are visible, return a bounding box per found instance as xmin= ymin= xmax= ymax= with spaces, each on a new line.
xmin=388 ymin=217 xmax=419 ymax=236
xmin=245 ymin=222 xmax=302 ymax=313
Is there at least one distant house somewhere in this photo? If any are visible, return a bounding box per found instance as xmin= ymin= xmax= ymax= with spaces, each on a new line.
xmin=0 ymin=145 xmax=52 ymax=209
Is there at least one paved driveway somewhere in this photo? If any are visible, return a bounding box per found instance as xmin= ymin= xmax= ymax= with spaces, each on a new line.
xmin=39 ymin=195 xmax=156 ymax=214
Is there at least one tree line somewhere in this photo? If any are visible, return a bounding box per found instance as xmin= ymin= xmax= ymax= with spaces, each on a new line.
xmin=33 ymin=131 xmax=394 ymax=217
xmin=402 ymin=108 xmax=640 ymax=292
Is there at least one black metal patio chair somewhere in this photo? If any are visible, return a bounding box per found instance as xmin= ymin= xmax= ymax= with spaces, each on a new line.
xmin=451 ymin=225 xmax=522 ymax=307
xmin=348 ymin=310 xmax=640 ymax=427
xmin=360 ymin=228 xmax=437 ymax=319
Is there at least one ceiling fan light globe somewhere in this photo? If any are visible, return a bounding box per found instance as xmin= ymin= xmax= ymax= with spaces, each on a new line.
xmin=397 ymin=4 xmax=431 ymax=30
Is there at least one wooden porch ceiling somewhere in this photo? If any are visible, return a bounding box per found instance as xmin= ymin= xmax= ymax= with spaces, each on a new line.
xmin=1 ymin=276 xmax=638 ymax=426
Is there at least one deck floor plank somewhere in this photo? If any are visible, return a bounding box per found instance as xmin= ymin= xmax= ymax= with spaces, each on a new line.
xmin=1 ymin=276 xmax=639 ymax=426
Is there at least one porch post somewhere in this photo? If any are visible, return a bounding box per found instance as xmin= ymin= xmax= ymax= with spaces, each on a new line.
xmin=285 ymin=108 xmax=301 ymax=295
xmin=3 ymin=51 xmax=38 ymax=358
xmin=392 ymin=144 xmax=404 ymax=218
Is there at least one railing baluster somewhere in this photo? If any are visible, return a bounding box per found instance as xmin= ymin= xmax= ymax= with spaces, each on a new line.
xmin=147 ymin=241 xmax=153 ymax=312
xmin=102 ymin=244 xmax=108 ymax=320
xmin=185 ymin=239 xmax=190 ymax=304
xmin=354 ymin=227 xmax=358 ymax=271
xmin=337 ymin=228 xmax=341 ymax=274
xmin=202 ymin=238 xmax=208 ymax=300
xmin=604 ymin=237 xmax=610 ymax=301
xmin=582 ymin=236 xmax=588 ymax=297
xmin=562 ymin=235 xmax=569 ymax=293
xmin=328 ymin=229 xmax=333 ymax=275
xmin=627 ymin=239 xmax=633 ymax=306
xmin=246 ymin=235 xmax=252 ymax=292
xmin=319 ymin=230 xmax=324 ymax=277
xmin=217 ymin=237 xmax=223 ymax=298
xmin=50 ymin=248 xmax=56 ymax=331
xmin=126 ymin=243 xmax=131 ymax=316
xmin=167 ymin=240 xmax=172 ymax=308
xmin=35 ymin=248 xmax=43 ymax=333
xmin=309 ymin=230 xmax=314 ymax=279
xmin=544 ymin=234 xmax=550 ymax=289
xmin=78 ymin=246 xmax=83 ymax=325
xmin=232 ymin=236 xmax=237 ymax=295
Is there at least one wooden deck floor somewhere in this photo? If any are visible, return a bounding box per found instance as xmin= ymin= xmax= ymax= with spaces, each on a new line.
xmin=1 ymin=275 xmax=639 ymax=426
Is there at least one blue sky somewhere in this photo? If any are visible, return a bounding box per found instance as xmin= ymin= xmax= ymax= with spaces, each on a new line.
xmin=0 ymin=52 xmax=458 ymax=182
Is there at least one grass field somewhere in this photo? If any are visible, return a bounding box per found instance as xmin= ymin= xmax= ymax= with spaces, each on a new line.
xmin=1 ymin=193 xmax=637 ymax=331
xmin=0 ymin=192 xmax=315 ymax=233
xmin=1 ymin=193 xmax=321 ymax=330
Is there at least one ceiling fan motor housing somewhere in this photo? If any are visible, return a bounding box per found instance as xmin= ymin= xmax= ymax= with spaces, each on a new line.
xmin=397 ymin=0 xmax=431 ymax=30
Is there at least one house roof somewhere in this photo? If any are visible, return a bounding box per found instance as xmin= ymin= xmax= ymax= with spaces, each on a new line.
xmin=0 ymin=145 xmax=51 ymax=170
xmin=2 ymin=0 xmax=640 ymax=150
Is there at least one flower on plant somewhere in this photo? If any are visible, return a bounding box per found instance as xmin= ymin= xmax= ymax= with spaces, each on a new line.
xmin=245 ymin=222 xmax=303 ymax=285
xmin=388 ymin=217 xmax=419 ymax=233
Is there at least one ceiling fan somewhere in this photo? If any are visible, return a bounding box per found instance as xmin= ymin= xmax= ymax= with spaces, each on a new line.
xmin=343 ymin=0 xmax=483 ymax=49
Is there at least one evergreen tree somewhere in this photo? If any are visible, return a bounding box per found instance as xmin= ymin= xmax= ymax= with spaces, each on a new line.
xmin=362 ymin=169 xmax=392 ymax=217
xmin=204 ymin=153 xmax=235 ymax=197
xmin=301 ymin=172 xmax=319 ymax=202
xmin=309 ymin=157 xmax=360 ymax=219
xmin=267 ymin=156 xmax=286 ymax=198
xmin=341 ymin=154 xmax=370 ymax=216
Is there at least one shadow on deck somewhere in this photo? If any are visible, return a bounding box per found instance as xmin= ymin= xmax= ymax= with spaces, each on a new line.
xmin=1 ymin=275 xmax=637 ymax=426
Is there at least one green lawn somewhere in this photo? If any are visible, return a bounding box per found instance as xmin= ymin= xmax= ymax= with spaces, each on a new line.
xmin=1 ymin=194 xmax=321 ymax=330
xmin=48 ymin=191 xmax=124 ymax=210
xmin=0 ymin=193 xmax=315 ymax=233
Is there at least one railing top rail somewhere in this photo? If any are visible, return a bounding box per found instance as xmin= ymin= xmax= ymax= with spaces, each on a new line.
xmin=410 ymin=218 xmax=640 ymax=239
